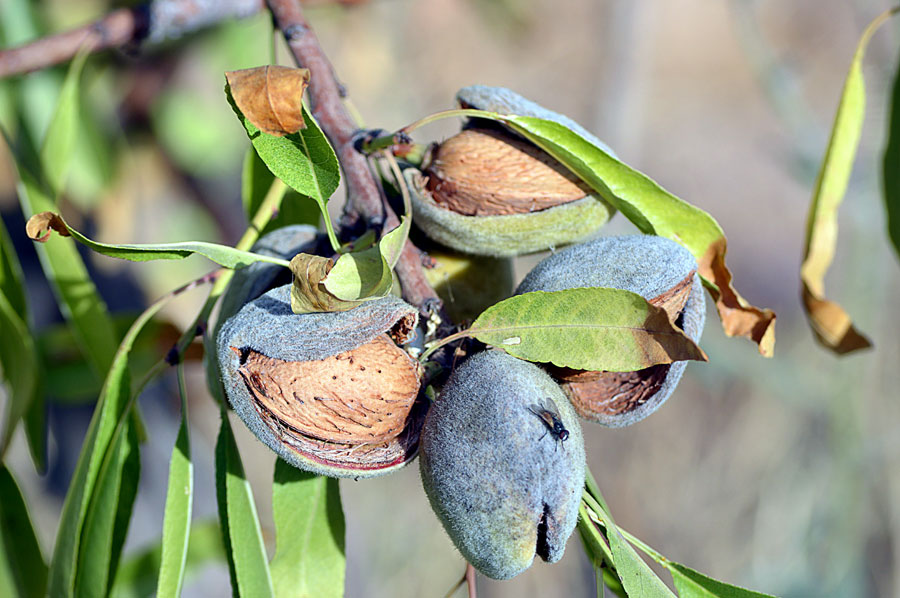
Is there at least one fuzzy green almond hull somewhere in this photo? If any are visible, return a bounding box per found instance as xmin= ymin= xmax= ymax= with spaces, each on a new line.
xmin=406 ymin=169 xmax=613 ymax=257
xmin=420 ymin=350 xmax=586 ymax=580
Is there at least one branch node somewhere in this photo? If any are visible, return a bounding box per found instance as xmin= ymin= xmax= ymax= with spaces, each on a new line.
xmin=282 ymin=23 xmax=309 ymax=41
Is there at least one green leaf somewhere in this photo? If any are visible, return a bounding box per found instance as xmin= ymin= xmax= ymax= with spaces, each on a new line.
xmin=667 ymin=563 xmax=776 ymax=598
xmin=39 ymin=48 xmax=89 ymax=195
xmin=47 ymin=298 xmax=169 ymax=598
xmin=16 ymin=172 xmax=118 ymax=378
xmin=8 ymin=49 xmax=118 ymax=380
xmin=0 ymin=290 xmax=38 ymax=458
xmin=242 ymin=147 xmax=321 ymax=234
xmin=885 ymin=43 xmax=900 ymax=260
xmin=270 ymin=460 xmax=345 ymax=598
xmin=75 ymin=418 xmax=141 ymax=598
xmin=26 ymin=211 xmax=292 ymax=270
xmin=227 ymin=83 xmax=341 ymax=250
xmin=467 ymin=288 xmax=706 ymax=372
xmin=111 ymin=521 xmax=224 ymax=598
xmin=23 ymin=393 xmax=47 ymax=473
xmin=323 ymin=216 xmax=410 ymax=302
xmin=215 ymin=410 xmax=273 ymax=598
xmin=0 ymin=215 xmax=27 ymax=317
xmin=288 ymin=253 xmax=362 ymax=314
xmin=607 ymin=527 xmax=676 ymax=598
xmin=157 ymin=365 xmax=193 ymax=598
xmin=0 ymin=217 xmax=41 ymax=468
xmin=36 ymin=315 xmax=181 ymax=404
xmin=323 ymin=245 xmax=392 ymax=301
xmin=0 ymin=464 xmax=47 ymax=598
xmin=801 ymin=9 xmax=898 ymax=354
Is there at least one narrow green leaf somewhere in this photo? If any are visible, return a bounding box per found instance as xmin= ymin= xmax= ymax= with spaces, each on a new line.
xmin=467 ymin=288 xmax=706 ymax=372
xmin=0 ymin=290 xmax=38 ymax=458
xmin=26 ymin=211 xmax=291 ymax=270
xmin=75 ymin=419 xmax=141 ymax=598
xmin=270 ymin=460 xmax=345 ymax=598
xmin=36 ymin=315 xmax=180 ymax=404
xmin=0 ymin=217 xmax=42 ymax=469
xmin=0 ymin=539 xmax=17 ymax=598
xmin=242 ymin=147 xmax=320 ymax=234
xmin=8 ymin=50 xmax=118 ymax=379
xmin=111 ymin=521 xmax=224 ymax=598
xmin=215 ymin=410 xmax=274 ymax=598
xmin=801 ymin=8 xmax=898 ymax=354
xmin=39 ymin=48 xmax=89 ymax=195
xmin=157 ymin=365 xmax=193 ymax=598
xmin=48 ymin=298 xmax=169 ymax=598
xmin=607 ymin=527 xmax=676 ymax=598
xmin=0 ymin=464 xmax=47 ymax=598
xmin=23 ymin=393 xmax=47 ymax=473
xmin=227 ymin=84 xmax=341 ymax=250
xmin=577 ymin=502 xmax=612 ymax=570
xmin=16 ymin=172 xmax=118 ymax=377
xmin=0 ymin=216 xmax=27 ymax=317
xmin=885 ymin=42 xmax=900 ymax=260
xmin=667 ymin=563 xmax=776 ymax=598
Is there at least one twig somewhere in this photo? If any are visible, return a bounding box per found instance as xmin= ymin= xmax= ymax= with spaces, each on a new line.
xmin=266 ymin=0 xmax=443 ymax=311
xmin=0 ymin=0 xmax=267 ymax=79
xmin=465 ymin=562 xmax=477 ymax=598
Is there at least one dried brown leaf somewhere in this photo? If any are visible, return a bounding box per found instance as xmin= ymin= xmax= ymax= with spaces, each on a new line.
xmin=225 ymin=65 xmax=310 ymax=137
xmin=25 ymin=211 xmax=70 ymax=242
xmin=289 ymin=253 xmax=361 ymax=314
xmin=648 ymin=269 xmax=694 ymax=323
xmin=801 ymin=286 xmax=871 ymax=354
xmin=701 ymin=239 xmax=776 ymax=358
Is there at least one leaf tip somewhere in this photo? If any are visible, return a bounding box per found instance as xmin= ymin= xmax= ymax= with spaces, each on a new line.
xmin=25 ymin=211 xmax=69 ymax=242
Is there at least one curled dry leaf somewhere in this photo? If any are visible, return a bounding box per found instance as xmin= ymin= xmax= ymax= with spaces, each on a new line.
xmin=701 ymin=239 xmax=777 ymax=357
xmin=225 ymin=65 xmax=310 ymax=137
xmin=794 ymin=8 xmax=895 ymax=354
xmin=25 ymin=211 xmax=70 ymax=242
xmin=289 ymin=253 xmax=361 ymax=314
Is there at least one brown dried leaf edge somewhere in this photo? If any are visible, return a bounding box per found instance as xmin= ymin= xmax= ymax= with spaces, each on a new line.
xmin=225 ymin=65 xmax=310 ymax=137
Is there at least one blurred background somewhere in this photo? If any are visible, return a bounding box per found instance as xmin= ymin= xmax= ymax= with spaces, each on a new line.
xmin=2 ymin=0 xmax=900 ymax=596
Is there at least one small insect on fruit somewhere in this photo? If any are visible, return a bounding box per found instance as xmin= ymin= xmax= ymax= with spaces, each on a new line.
xmin=529 ymin=399 xmax=569 ymax=445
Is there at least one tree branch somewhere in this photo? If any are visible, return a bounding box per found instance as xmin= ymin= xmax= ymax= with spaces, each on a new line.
xmin=0 ymin=0 xmax=357 ymax=79
xmin=265 ymin=0 xmax=443 ymax=312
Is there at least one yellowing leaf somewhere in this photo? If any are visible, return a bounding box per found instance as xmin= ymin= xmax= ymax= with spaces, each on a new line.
xmin=799 ymin=9 xmax=898 ymax=354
